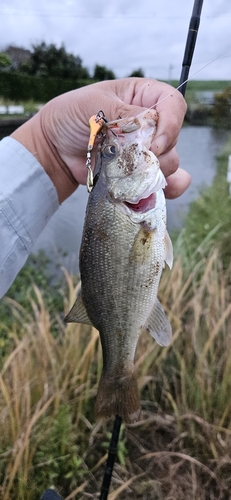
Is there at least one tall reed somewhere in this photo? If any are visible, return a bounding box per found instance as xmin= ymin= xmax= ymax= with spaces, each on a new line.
xmin=0 ymin=248 xmax=231 ymax=499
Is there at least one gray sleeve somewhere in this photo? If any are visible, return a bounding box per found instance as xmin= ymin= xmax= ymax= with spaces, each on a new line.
xmin=0 ymin=137 xmax=59 ymax=298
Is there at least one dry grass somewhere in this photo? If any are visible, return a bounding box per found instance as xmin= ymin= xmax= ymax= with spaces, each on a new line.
xmin=0 ymin=250 xmax=231 ymax=499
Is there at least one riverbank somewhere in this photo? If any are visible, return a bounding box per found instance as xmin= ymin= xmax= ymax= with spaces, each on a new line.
xmin=1 ymin=76 xmax=231 ymax=136
xmin=0 ymin=116 xmax=29 ymax=137
xmin=1 ymin=239 xmax=231 ymax=499
xmin=175 ymin=135 xmax=231 ymax=269
xmin=0 ymin=135 xmax=231 ymax=499
xmin=0 ymin=107 xmax=222 ymax=134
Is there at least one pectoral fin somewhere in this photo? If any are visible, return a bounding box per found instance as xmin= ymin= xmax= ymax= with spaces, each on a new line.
xmin=165 ymin=230 xmax=173 ymax=269
xmin=144 ymin=299 xmax=172 ymax=346
xmin=64 ymin=289 xmax=92 ymax=325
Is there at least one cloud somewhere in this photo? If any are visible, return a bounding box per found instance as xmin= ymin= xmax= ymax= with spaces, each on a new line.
xmin=1 ymin=0 xmax=231 ymax=81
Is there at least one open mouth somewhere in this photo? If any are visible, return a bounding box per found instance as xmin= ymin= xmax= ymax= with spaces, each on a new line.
xmin=124 ymin=193 xmax=156 ymax=213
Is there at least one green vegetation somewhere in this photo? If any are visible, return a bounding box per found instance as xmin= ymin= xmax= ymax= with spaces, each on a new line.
xmin=0 ymin=71 xmax=94 ymax=105
xmin=1 ymin=247 xmax=231 ymax=498
xmin=0 ymin=251 xmax=64 ymax=356
xmin=0 ymin=43 xmax=116 ymax=104
xmin=1 ymin=138 xmax=231 ymax=499
xmin=1 ymin=42 xmax=231 ymax=119
xmin=18 ymin=42 xmax=90 ymax=80
xmin=168 ymin=80 xmax=231 ymax=127
xmin=212 ymin=87 xmax=231 ymax=129
xmin=175 ymin=137 xmax=231 ymax=270
xmin=170 ymin=79 xmax=231 ymax=104
xmin=170 ymin=79 xmax=231 ymax=92
xmin=92 ymin=64 xmax=115 ymax=81
xmin=129 ymin=68 xmax=145 ymax=78
xmin=0 ymin=53 xmax=11 ymax=69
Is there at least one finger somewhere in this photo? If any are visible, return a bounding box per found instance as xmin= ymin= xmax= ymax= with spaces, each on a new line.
xmin=128 ymin=79 xmax=186 ymax=153
xmin=158 ymin=147 xmax=179 ymax=179
xmin=88 ymin=79 xmax=160 ymax=122
xmin=152 ymin=92 xmax=187 ymax=156
xmin=164 ymin=168 xmax=191 ymax=199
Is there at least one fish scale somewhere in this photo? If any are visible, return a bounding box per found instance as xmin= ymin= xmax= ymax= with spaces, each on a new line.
xmin=65 ymin=111 xmax=173 ymax=422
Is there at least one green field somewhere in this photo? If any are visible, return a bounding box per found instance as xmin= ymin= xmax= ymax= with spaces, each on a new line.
xmin=170 ymin=80 xmax=231 ymax=91
xmin=165 ymin=80 xmax=231 ymax=108
xmin=1 ymin=80 xmax=231 ymax=117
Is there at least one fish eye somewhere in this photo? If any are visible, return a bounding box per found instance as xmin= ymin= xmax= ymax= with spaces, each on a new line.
xmin=102 ymin=145 xmax=116 ymax=158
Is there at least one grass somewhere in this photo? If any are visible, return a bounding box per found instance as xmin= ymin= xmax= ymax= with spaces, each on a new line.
xmin=1 ymin=80 xmax=231 ymax=117
xmin=169 ymin=80 xmax=231 ymax=92
xmin=174 ymin=137 xmax=231 ymax=270
xmin=0 ymin=247 xmax=231 ymax=499
xmin=0 ymin=280 xmax=101 ymax=500
xmin=167 ymin=80 xmax=231 ymax=108
xmin=1 ymin=135 xmax=231 ymax=499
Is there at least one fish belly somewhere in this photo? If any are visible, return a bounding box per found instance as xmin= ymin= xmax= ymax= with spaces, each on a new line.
xmin=79 ymin=185 xmax=164 ymax=421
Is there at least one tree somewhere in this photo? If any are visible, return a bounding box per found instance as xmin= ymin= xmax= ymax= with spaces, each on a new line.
xmin=212 ymin=87 xmax=231 ymax=129
xmin=0 ymin=53 xmax=12 ymax=70
xmin=19 ymin=42 xmax=90 ymax=79
xmin=3 ymin=45 xmax=31 ymax=70
xmin=128 ymin=68 xmax=145 ymax=78
xmin=93 ymin=64 xmax=115 ymax=81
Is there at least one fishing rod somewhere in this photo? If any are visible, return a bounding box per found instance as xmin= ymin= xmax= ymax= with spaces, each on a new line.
xmin=99 ymin=415 xmax=122 ymax=500
xmin=40 ymin=3 xmax=204 ymax=500
xmin=39 ymin=417 xmax=123 ymax=500
xmin=179 ymin=0 xmax=204 ymax=96
xmin=98 ymin=2 xmax=205 ymax=500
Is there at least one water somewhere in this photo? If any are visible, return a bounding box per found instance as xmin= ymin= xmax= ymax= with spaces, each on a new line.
xmin=32 ymin=184 xmax=88 ymax=275
xmin=166 ymin=126 xmax=228 ymax=231
xmin=31 ymin=126 xmax=228 ymax=274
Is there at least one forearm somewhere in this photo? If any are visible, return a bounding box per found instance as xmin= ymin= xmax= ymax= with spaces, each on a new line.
xmin=11 ymin=110 xmax=78 ymax=203
xmin=0 ymin=137 xmax=59 ymax=298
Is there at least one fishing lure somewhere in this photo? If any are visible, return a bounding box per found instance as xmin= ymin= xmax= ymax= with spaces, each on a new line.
xmin=86 ymin=110 xmax=107 ymax=192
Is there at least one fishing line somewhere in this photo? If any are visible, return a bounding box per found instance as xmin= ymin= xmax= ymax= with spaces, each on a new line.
xmin=41 ymin=2 xmax=204 ymax=500
xmin=100 ymin=0 xmax=207 ymax=500
xmin=99 ymin=2 xmax=204 ymax=500
xmin=149 ymin=50 xmax=231 ymax=111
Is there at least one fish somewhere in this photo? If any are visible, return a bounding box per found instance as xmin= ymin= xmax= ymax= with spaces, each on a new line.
xmin=65 ymin=110 xmax=173 ymax=423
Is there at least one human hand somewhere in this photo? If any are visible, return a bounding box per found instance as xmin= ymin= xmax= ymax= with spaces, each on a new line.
xmin=11 ymin=78 xmax=190 ymax=202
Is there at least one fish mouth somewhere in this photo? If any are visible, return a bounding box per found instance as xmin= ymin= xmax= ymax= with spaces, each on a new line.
xmin=124 ymin=193 xmax=156 ymax=213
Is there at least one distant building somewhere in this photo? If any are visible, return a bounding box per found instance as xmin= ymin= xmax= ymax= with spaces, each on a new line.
xmin=0 ymin=105 xmax=24 ymax=115
xmin=4 ymin=45 xmax=31 ymax=70
xmin=195 ymin=91 xmax=222 ymax=105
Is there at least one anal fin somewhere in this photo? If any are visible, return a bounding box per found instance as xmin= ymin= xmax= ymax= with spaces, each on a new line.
xmin=165 ymin=229 xmax=173 ymax=269
xmin=144 ymin=298 xmax=172 ymax=346
xmin=64 ymin=288 xmax=92 ymax=325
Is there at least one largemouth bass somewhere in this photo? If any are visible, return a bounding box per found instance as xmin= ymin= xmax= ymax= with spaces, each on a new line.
xmin=65 ymin=110 xmax=173 ymax=422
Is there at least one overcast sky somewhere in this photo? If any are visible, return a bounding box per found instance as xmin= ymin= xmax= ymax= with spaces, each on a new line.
xmin=1 ymin=0 xmax=231 ymax=82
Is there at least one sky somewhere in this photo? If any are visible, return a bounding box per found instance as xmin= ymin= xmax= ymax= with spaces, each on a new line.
xmin=1 ymin=0 xmax=231 ymax=81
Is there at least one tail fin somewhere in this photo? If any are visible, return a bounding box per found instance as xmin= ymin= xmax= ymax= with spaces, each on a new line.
xmin=95 ymin=370 xmax=140 ymax=423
